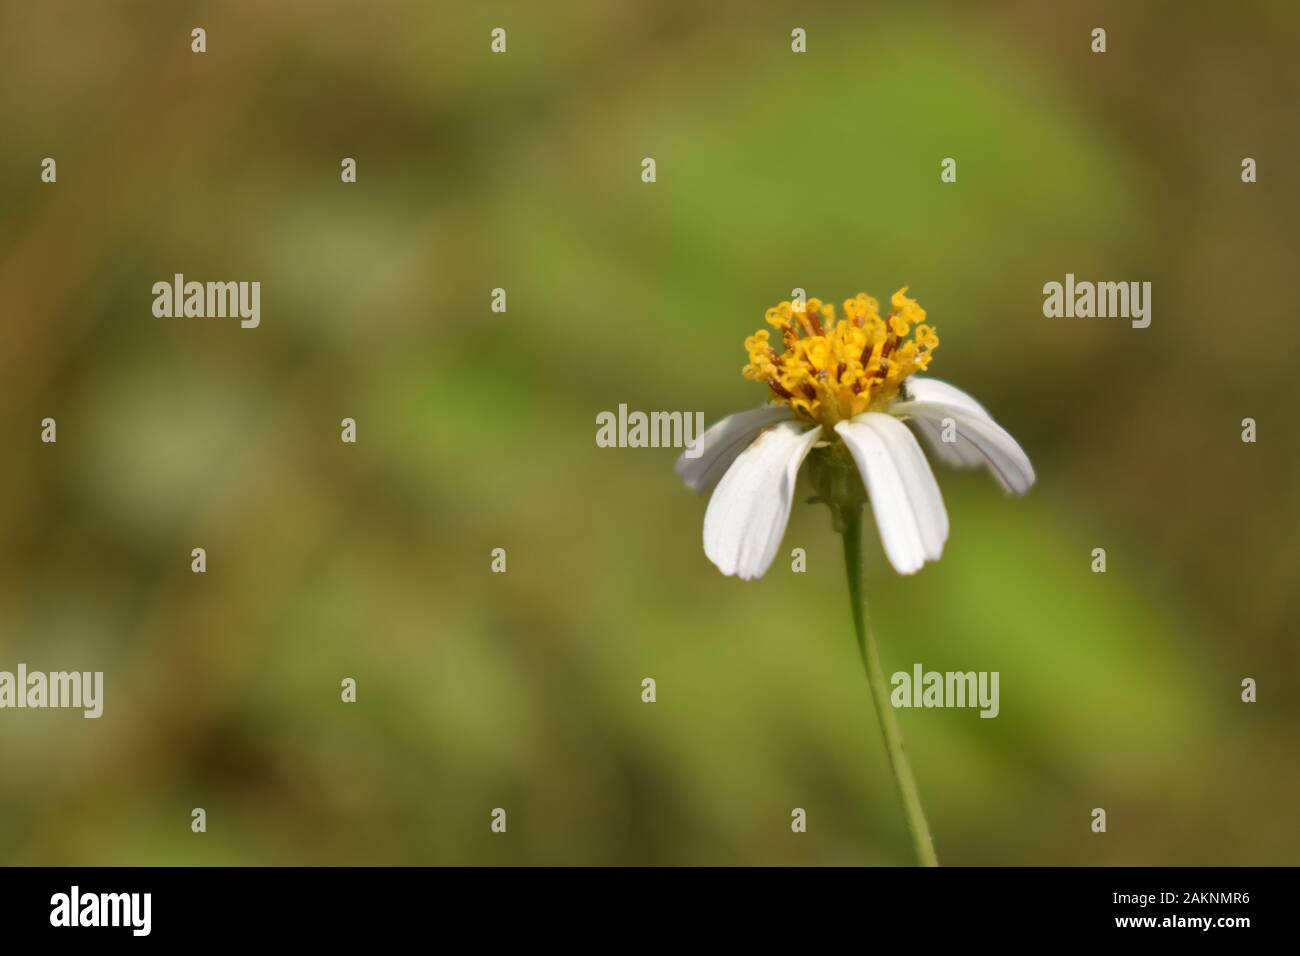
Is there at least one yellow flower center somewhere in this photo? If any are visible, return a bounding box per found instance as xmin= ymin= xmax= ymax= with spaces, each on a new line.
xmin=743 ymin=288 xmax=939 ymax=428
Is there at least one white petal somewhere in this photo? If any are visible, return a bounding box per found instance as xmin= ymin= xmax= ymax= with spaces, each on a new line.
xmin=676 ymin=405 xmax=796 ymax=494
xmin=901 ymin=377 xmax=988 ymax=468
xmin=836 ymin=414 xmax=948 ymax=574
xmin=910 ymin=415 xmax=981 ymax=468
xmin=902 ymin=376 xmax=993 ymax=419
xmin=862 ymin=413 xmax=948 ymax=560
xmin=703 ymin=421 xmax=822 ymax=579
xmin=891 ymin=398 xmax=1035 ymax=495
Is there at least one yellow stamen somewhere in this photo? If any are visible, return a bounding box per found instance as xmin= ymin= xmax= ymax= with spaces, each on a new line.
xmin=742 ymin=288 xmax=938 ymax=427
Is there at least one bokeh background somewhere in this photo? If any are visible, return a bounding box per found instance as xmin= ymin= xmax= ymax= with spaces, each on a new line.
xmin=0 ymin=0 xmax=1296 ymax=865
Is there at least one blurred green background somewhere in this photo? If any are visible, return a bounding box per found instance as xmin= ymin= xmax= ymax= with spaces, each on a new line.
xmin=0 ymin=0 xmax=1296 ymax=865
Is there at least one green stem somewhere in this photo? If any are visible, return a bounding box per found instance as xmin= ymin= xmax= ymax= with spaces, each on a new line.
xmin=839 ymin=505 xmax=939 ymax=867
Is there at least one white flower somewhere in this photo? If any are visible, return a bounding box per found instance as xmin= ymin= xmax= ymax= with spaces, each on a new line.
xmin=676 ymin=290 xmax=1034 ymax=579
